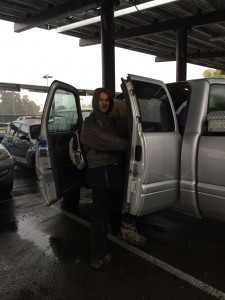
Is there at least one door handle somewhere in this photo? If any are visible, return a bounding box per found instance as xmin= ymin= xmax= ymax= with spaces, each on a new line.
xmin=135 ymin=145 xmax=142 ymax=161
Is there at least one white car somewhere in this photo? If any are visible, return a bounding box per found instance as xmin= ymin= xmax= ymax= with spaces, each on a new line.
xmin=81 ymin=108 xmax=92 ymax=119
xmin=0 ymin=143 xmax=14 ymax=195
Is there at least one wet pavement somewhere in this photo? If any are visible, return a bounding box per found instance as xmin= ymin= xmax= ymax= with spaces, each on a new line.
xmin=1 ymin=166 xmax=225 ymax=299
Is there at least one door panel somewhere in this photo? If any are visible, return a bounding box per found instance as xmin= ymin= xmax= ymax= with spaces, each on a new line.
xmin=36 ymin=81 xmax=84 ymax=206
xmin=3 ymin=122 xmax=21 ymax=156
xmin=121 ymin=74 xmax=181 ymax=216
xmin=198 ymin=135 xmax=225 ymax=222
xmin=198 ymin=83 xmax=225 ymax=222
xmin=13 ymin=124 xmax=30 ymax=163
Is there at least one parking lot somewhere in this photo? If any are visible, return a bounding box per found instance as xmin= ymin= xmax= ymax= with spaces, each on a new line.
xmin=1 ymin=166 xmax=225 ymax=299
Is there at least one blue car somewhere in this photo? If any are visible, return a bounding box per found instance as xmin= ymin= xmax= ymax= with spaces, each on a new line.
xmin=2 ymin=118 xmax=41 ymax=171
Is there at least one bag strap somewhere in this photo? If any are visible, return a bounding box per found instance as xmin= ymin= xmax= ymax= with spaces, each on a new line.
xmin=72 ymin=130 xmax=80 ymax=152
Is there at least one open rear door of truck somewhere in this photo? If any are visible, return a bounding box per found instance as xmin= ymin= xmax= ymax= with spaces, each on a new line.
xmin=35 ymin=80 xmax=85 ymax=206
xmin=121 ymin=74 xmax=181 ymax=216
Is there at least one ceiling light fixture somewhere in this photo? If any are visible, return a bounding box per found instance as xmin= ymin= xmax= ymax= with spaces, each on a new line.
xmin=57 ymin=0 xmax=178 ymax=33
xmin=210 ymin=34 xmax=225 ymax=42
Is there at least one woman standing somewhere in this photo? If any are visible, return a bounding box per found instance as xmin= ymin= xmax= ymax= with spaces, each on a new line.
xmin=81 ymin=87 xmax=145 ymax=270
xmin=81 ymin=87 xmax=127 ymax=270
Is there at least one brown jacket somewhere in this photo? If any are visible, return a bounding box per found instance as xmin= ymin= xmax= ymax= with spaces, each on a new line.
xmin=81 ymin=87 xmax=128 ymax=169
xmin=81 ymin=110 xmax=128 ymax=168
xmin=109 ymin=98 xmax=128 ymax=137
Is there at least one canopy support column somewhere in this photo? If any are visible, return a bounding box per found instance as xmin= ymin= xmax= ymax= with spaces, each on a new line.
xmin=176 ymin=28 xmax=188 ymax=81
xmin=101 ymin=0 xmax=115 ymax=95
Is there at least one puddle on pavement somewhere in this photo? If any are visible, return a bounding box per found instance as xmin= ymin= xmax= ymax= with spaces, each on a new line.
xmin=17 ymin=216 xmax=53 ymax=257
xmin=16 ymin=213 xmax=82 ymax=265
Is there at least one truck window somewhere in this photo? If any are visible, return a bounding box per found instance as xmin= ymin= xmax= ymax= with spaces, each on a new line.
xmin=132 ymin=80 xmax=175 ymax=132
xmin=48 ymin=89 xmax=78 ymax=132
xmin=166 ymin=83 xmax=191 ymax=135
xmin=207 ymin=84 xmax=225 ymax=134
xmin=176 ymin=101 xmax=187 ymax=133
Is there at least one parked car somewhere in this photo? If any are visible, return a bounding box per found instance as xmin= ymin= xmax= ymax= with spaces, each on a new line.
xmin=0 ymin=122 xmax=9 ymax=142
xmin=0 ymin=143 xmax=14 ymax=195
xmin=16 ymin=115 xmax=41 ymax=120
xmin=2 ymin=118 xmax=41 ymax=172
xmin=81 ymin=108 xmax=92 ymax=119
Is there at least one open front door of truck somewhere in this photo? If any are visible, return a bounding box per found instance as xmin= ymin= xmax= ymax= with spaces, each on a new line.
xmin=121 ymin=74 xmax=181 ymax=217
xmin=35 ymin=81 xmax=85 ymax=206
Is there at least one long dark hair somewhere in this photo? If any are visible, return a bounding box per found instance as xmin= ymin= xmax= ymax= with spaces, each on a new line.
xmin=92 ymin=87 xmax=114 ymax=114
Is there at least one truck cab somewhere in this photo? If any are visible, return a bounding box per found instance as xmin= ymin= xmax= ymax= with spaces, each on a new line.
xmin=167 ymin=78 xmax=225 ymax=222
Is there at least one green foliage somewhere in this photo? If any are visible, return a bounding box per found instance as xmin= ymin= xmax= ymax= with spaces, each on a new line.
xmin=202 ymin=68 xmax=225 ymax=78
xmin=0 ymin=91 xmax=40 ymax=115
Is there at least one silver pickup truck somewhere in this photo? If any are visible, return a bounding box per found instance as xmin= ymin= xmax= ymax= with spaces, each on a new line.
xmin=36 ymin=75 xmax=225 ymax=223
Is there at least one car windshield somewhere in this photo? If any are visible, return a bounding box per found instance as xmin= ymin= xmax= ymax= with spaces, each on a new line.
xmin=30 ymin=124 xmax=41 ymax=139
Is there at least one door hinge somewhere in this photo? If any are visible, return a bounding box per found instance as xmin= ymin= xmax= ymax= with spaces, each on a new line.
xmin=129 ymin=168 xmax=138 ymax=177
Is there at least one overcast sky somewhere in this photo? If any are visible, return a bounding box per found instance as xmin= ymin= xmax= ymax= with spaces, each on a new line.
xmin=0 ymin=20 xmax=206 ymax=105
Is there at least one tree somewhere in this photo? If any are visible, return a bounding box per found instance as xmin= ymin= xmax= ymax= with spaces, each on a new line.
xmin=0 ymin=91 xmax=40 ymax=115
xmin=202 ymin=68 xmax=225 ymax=78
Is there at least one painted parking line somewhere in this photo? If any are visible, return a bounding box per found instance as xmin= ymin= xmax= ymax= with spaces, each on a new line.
xmin=53 ymin=204 xmax=225 ymax=300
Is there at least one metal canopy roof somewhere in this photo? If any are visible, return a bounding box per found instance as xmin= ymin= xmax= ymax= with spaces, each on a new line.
xmin=1 ymin=0 xmax=225 ymax=71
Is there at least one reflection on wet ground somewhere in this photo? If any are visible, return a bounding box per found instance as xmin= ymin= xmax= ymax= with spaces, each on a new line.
xmin=11 ymin=166 xmax=38 ymax=197
xmin=17 ymin=215 xmax=53 ymax=256
xmin=1 ymin=194 xmax=219 ymax=300
xmin=1 ymin=166 xmax=225 ymax=299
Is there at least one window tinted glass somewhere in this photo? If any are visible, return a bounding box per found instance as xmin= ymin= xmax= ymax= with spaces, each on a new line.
xmin=208 ymin=84 xmax=225 ymax=112
xmin=30 ymin=124 xmax=41 ymax=139
xmin=207 ymin=84 xmax=225 ymax=134
xmin=132 ymin=80 xmax=175 ymax=132
xmin=48 ymin=89 xmax=78 ymax=132
xmin=18 ymin=124 xmax=29 ymax=138
xmin=167 ymin=83 xmax=191 ymax=134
